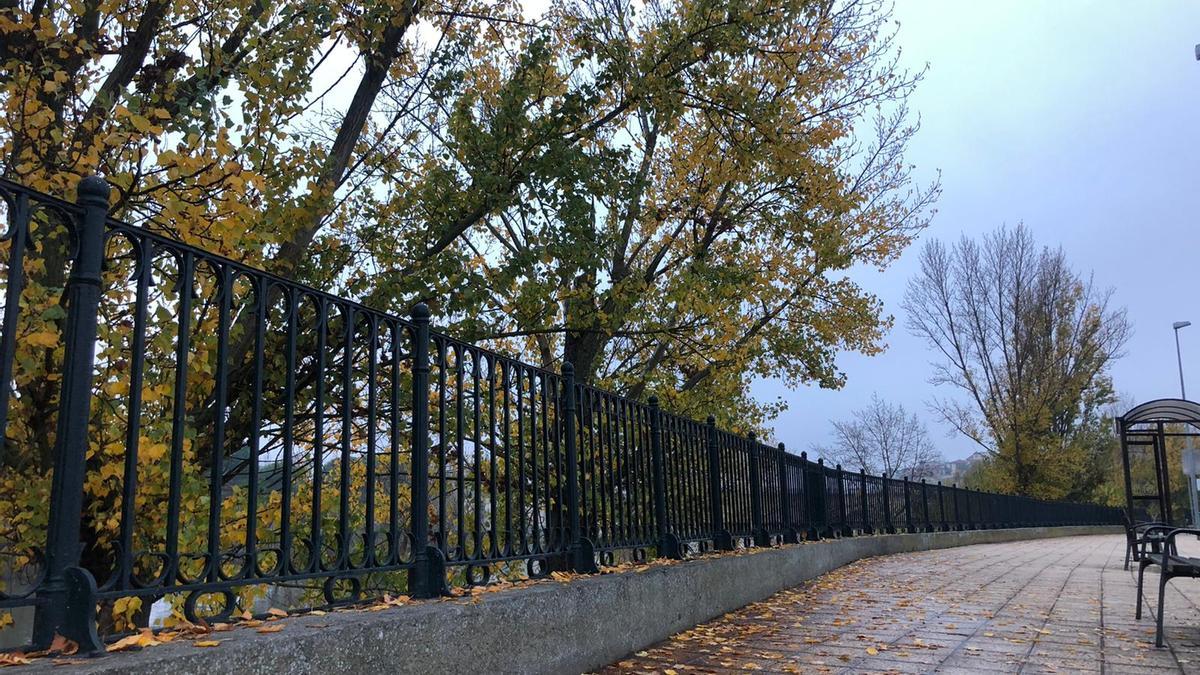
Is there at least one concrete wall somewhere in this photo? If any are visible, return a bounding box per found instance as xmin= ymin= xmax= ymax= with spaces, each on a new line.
xmin=40 ymin=525 xmax=1120 ymax=675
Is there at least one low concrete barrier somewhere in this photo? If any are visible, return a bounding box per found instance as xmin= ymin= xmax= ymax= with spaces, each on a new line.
xmin=41 ymin=525 xmax=1120 ymax=675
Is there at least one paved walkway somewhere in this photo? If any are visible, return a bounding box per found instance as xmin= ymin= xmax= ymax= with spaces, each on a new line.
xmin=600 ymin=534 xmax=1200 ymax=674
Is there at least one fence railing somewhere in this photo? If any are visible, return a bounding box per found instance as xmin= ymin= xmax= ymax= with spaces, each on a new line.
xmin=0 ymin=177 xmax=1122 ymax=653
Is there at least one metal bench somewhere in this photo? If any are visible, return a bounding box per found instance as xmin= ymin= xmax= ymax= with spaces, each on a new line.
xmin=1134 ymin=525 xmax=1200 ymax=646
xmin=1124 ymin=509 xmax=1169 ymax=570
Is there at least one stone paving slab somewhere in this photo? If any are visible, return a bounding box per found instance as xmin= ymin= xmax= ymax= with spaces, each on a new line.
xmin=599 ymin=534 xmax=1200 ymax=674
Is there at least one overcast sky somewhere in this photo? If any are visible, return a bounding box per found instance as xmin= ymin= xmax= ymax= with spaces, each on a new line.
xmin=755 ymin=1 xmax=1200 ymax=461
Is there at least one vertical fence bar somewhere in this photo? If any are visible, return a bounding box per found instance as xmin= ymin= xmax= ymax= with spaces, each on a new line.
xmin=937 ymin=481 xmax=948 ymax=531
xmin=707 ymin=417 xmax=734 ymax=550
xmin=951 ymin=484 xmax=961 ymax=530
xmin=921 ymin=478 xmax=932 ymax=531
xmin=408 ymin=303 xmax=449 ymax=597
xmin=649 ymin=397 xmax=681 ymax=559
xmin=778 ymin=443 xmax=798 ymax=543
xmin=562 ymin=362 xmax=598 ymax=572
xmin=814 ymin=458 xmax=831 ymax=538
xmin=804 ymin=453 xmax=824 ymax=540
xmin=859 ymin=469 xmax=872 ymax=535
xmin=748 ymin=434 xmax=768 ymax=546
xmin=32 ymin=177 xmax=109 ymax=652
xmin=882 ymin=476 xmax=894 ymax=534
xmin=964 ymin=486 xmax=974 ymax=529
xmin=903 ymin=476 xmax=913 ymax=532
xmin=837 ymin=464 xmax=851 ymax=537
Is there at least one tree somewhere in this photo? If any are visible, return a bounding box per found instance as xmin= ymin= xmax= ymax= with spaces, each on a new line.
xmin=814 ymin=394 xmax=943 ymax=478
xmin=348 ymin=0 xmax=940 ymax=430
xmin=0 ymin=0 xmax=937 ymax=629
xmin=903 ymin=224 xmax=1131 ymax=497
xmin=1 ymin=0 xmax=936 ymax=433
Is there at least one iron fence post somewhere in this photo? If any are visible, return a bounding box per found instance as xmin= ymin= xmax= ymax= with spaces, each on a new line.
xmin=882 ymin=475 xmax=894 ymax=534
xmin=803 ymin=452 xmax=823 ymax=540
xmin=813 ymin=457 xmax=830 ymax=538
xmin=836 ymin=464 xmax=851 ymax=537
xmin=32 ymin=176 xmax=109 ymax=653
xmin=707 ymin=417 xmax=734 ymax=550
xmin=903 ymin=476 xmax=913 ymax=532
xmin=937 ymin=481 xmax=948 ymax=531
xmin=965 ymin=487 xmax=974 ymax=530
xmin=921 ymin=478 xmax=931 ymax=531
xmin=408 ymin=303 xmax=450 ymax=598
xmin=561 ymin=362 xmax=598 ymax=572
xmin=951 ymin=484 xmax=962 ymax=530
xmin=748 ymin=433 xmax=769 ymax=547
xmin=649 ymin=396 xmax=681 ymax=559
xmin=859 ymin=468 xmax=872 ymax=535
xmin=778 ymin=443 xmax=798 ymax=544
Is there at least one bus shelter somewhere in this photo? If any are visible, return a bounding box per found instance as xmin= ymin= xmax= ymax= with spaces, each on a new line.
xmin=1117 ymin=398 xmax=1200 ymax=525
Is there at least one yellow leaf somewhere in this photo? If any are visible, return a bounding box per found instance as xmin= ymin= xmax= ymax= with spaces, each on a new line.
xmin=130 ymin=115 xmax=154 ymax=134
xmin=193 ymin=640 xmax=220 ymax=647
xmin=107 ymin=632 xmax=149 ymax=653
xmin=135 ymin=630 xmax=160 ymax=648
xmin=865 ymin=647 xmax=878 ymax=655
xmin=24 ymin=331 xmax=58 ymax=348
xmin=256 ymin=625 xmax=284 ymax=634
xmin=143 ymin=443 xmax=168 ymax=462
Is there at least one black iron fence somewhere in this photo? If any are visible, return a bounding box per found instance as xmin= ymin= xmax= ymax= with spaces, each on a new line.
xmin=0 ymin=177 xmax=1121 ymax=653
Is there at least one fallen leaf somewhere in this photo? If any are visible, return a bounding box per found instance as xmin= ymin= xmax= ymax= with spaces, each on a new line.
xmin=107 ymin=630 xmax=162 ymax=653
xmin=256 ymin=625 xmax=284 ymax=634
xmin=194 ymin=640 xmax=220 ymax=647
xmin=0 ymin=653 xmax=31 ymax=666
xmin=49 ymin=634 xmax=78 ymax=656
xmin=267 ymin=608 xmax=288 ymax=618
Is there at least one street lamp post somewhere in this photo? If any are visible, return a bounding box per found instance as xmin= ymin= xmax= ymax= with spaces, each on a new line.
xmin=1174 ymin=320 xmax=1197 ymax=526
xmin=1175 ymin=321 xmax=1191 ymax=399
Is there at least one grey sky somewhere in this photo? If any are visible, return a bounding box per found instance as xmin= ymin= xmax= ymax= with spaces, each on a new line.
xmin=754 ymin=1 xmax=1200 ymax=461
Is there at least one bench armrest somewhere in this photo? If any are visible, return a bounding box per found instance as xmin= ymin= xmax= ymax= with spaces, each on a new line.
xmin=1164 ymin=527 xmax=1200 ymax=543
xmin=1135 ymin=525 xmax=1177 ymax=557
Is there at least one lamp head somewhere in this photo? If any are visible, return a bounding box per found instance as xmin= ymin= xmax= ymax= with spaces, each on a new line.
xmin=1176 ymin=321 xmax=1192 ymax=330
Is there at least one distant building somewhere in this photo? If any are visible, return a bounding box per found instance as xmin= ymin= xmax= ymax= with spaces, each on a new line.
xmin=924 ymin=451 xmax=987 ymax=486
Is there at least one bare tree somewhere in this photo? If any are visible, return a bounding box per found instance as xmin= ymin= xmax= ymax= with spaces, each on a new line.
xmin=815 ymin=394 xmax=943 ymax=478
xmin=902 ymin=224 xmax=1131 ymax=496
